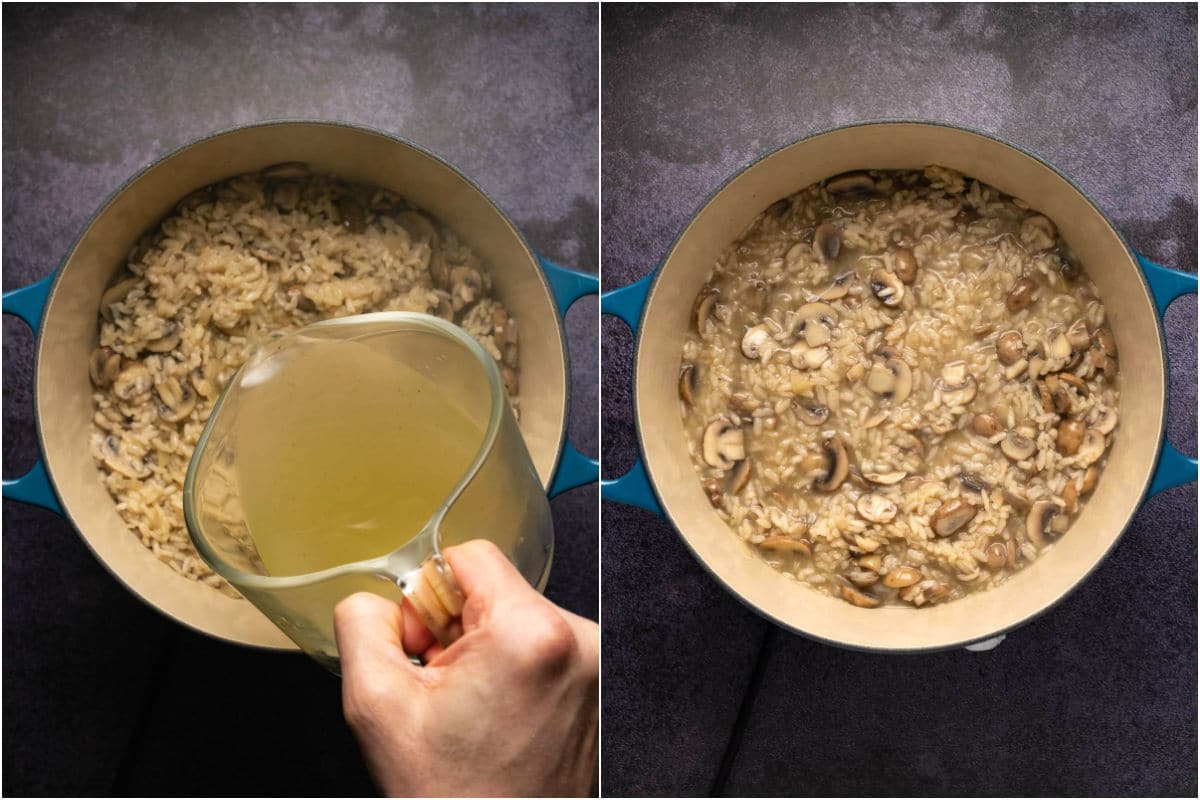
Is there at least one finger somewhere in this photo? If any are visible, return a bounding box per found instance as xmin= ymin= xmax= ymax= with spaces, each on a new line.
xmin=399 ymin=595 xmax=437 ymax=655
xmin=442 ymin=540 xmax=536 ymax=627
xmin=334 ymin=592 xmax=421 ymax=679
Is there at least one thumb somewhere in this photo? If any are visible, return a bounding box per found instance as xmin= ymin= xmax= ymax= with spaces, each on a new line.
xmin=442 ymin=540 xmax=538 ymax=628
xmin=334 ymin=592 xmax=425 ymax=687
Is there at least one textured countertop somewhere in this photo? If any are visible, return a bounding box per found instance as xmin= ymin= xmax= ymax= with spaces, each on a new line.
xmin=601 ymin=3 xmax=1196 ymax=797
xmin=2 ymin=5 xmax=597 ymax=796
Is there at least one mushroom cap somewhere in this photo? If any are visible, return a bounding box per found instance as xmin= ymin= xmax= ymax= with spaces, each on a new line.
xmin=869 ymin=268 xmax=905 ymax=307
xmin=818 ymin=272 xmax=855 ymax=301
xmin=89 ymin=347 xmax=123 ymax=388
xmin=1000 ymin=430 xmax=1036 ymax=462
xmin=701 ymin=418 xmax=745 ymax=470
xmin=678 ymin=363 xmax=698 ymax=406
xmin=856 ymin=493 xmax=897 ymax=523
xmin=814 ymin=436 xmax=849 ymax=492
xmin=99 ymin=276 xmax=140 ymax=322
xmin=863 ymin=469 xmax=907 ymax=486
xmin=996 ymin=330 xmax=1026 ymax=366
xmin=693 ymin=287 xmax=718 ymax=334
xmin=931 ymin=499 xmax=977 ymax=538
xmin=727 ymin=459 xmax=752 ymax=493
xmin=883 ymin=566 xmax=922 ymax=588
xmin=826 ymin=171 xmax=877 ymax=196
xmin=741 ymin=324 xmax=773 ymax=360
xmin=813 ymin=222 xmax=841 ymax=263
xmin=1026 ymin=500 xmax=1057 ymax=549
xmin=1074 ymin=428 xmax=1106 ymax=466
xmin=839 ymin=583 xmax=881 ymax=608
xmin=794 ymin=397 xmax=831 ymax=426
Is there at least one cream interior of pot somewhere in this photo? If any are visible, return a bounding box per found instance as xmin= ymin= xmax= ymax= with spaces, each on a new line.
xmin=636 ymin=122 xmax=1164 ymax=650
xmin=35 ymin=122 xmax=568 ymax=649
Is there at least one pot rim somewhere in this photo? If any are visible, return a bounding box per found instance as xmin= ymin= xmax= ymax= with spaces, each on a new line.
xmin=631 ymin=118 xmax=1168 ymax=653
xmin=29 ymin=118 xmax=572 ymax=649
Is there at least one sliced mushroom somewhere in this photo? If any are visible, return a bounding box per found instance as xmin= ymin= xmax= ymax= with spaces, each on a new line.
xmin=818 ymin=272 xmax=854 ymax=301
xmin=958 ymin=472 xmax=992 ymax=494
xmin=155 ymin=376 xmax=196 ymax=423
xmin=336 ymin=196 xmax=367 ymax=233
xmin=741 ymin=324 xmax=774 ymax=360
xmin=972 ymin=413 xmax=1003 ymax=437
xmin=984 ymin=541 xmax=1008 ymax=570
xmin=1026 ymin=500 xmax=1058 ymax=549
xmin=893 ymin=247 xmax=918 ymax=284
xmin=678 ymin=363 xmax=698 ymax=406
xmin=1066 ymin=319 xmax=1091 ymax=351
xmin=1005 ymin=277 xmax=1036 ymax=313
xmin=449 ymin=266 xmax=483 ymax=311
xmin=1019 ymin=214 xmax=1057 ymax=251
xmin=727 ymin=459 xmax=752 ymax=493
xmin=501 ymin=366 xmax=519 ymax=396
xmin=813 ymin=222 xmax=841 ymax=263
xmin=793 ymin=397 xmax=830 ymax=426
xmin=730 ymin=391 xmax=761 ymax=416
xmin=826 ymin=171 xmax=876 ymax=196
xmin=101 ymin=435 xmax=150 ymax=479
xmin=930 ymin=499 xmax=977 ymax=538
xmin=1094 ymin=327 xmax=1117 ymax=358
xmin=869 ymin=268 xmax=905 ymax=307
xmin=99 ymin=276 xmax=140 ymax=322
xmin=996 ymin=330 xmax=1026 ymax=366
xmin=814 ymin=436 xmax=849 ymax=492
xmin=89 ymin=347 xmax=122 ymax=388
xmin=693 ymin=287 xmax=718 ymax=335
xmin=1047 ymin=331 xmax=1073 ymax=363
xmin=1074 ymin=428 xmax=1106 ymax=466
xmin=863 ymin=469 xmax=907 ymax=486
xmin=395 ymin=210 xmax=439 ymax=244
xmin=839 ymin=583 xmax=881 ymax=609
xmin=1058 ymin=372 xmax=1089 ymax=394
xmin=1080 ymin=465 xmax=1099 ymax=495
xmin=883 ymin=566 xmax=922 ymax=588
xmin=1000 ymin=430 xmax=1036 ymax=462
xmin=1056 ymin=418 xmax=1085 ymax=455
xmin=793 ymin=302 xmax=839 ymax=347
xmin=701 ymin=419 xmax=745 ymax=470
xmin=1004 ymin=358 xmax=1029 ymax=380
xmin=1093 ymin=407 xmax=1118 ymax=435
xmin=145 ymin=329 xmax=181 ymax=354
xmin=789 ymin=342 xmax=830 ymax=370
xmin=260 ymin=161 xmax=310 ymax=180
xmin=846 ymin=569 xmax=880 ymax=588
xmin=758 ymin=536 xmax=812 ymax=556
xmin=112 ymin=363 xmax=154 ymax=401
xmin=937 ymin=361 xmax=977 ymax=407
xmin=1062 ymin=481 xmax=1079 ymax=514
xmin=865 ymin=352 xmax=913 ymax=404
xmin=190 ymin=370 xmax=216 ymax=399
xmin=856 ymin=494 xmax=897 ymax=523
xmin=1042 ymin=375 xmax=1071 ymax=415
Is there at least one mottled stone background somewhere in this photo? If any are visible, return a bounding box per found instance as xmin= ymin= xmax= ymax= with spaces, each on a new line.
xmin=601 ymin=3 xmax=1196 ymax=797
xmin=3 ymin=4 xmax=596 ymax=796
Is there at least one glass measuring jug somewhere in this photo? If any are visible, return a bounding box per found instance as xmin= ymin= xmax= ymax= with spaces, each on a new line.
xmin=183 ymin=312 xmax=553 ymax=671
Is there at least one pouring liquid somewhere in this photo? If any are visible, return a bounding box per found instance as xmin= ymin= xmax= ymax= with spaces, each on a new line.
xmin=233 ymin=337 xmax=484 ymax=577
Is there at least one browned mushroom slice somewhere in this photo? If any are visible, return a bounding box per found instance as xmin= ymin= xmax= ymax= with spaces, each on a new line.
xmin=856 ymin=494 xmax=897 ymax=523
xmin=813 ymin=222 xmax=841 ymax=263
xmin=701 ymin=419 xmax=745 ymax=470
xmin=883 ymin=566 xmax=922 ymax=588
xmin=789 ymin=342 xmax=830 ymax=370
xmin=846 ymin=569 xmax=880 ymax=588
xmin=1093 ymin=327 xmax=1117 ymax=358
xmin=89 ymin=347 xmax=123 ymax=388
xmin=741 ymin=324 xmax=775 ymax=360
xmin=1074 ymin=428 xmax=1106 ymax=466
xmin=678 ymin=363 xmax=698 ymax=406
xmin=826 ymin=171 xmax=877 ymax=196
xmin=794 ymin=396 xmax=831 ymax=426
xmin=996 ymin=330 xmax=1026 ymax=366
xmin=1065 ymin=319 xmax=1091 ymax=351
xmin=818 ymin=272 xmax=855 ymax=301
xmin=857 ymin=553 xmax=883 ymax=573
xmin=869 ymin=268 xmax=905 ymax=307
xmin=727 ymin=459 xmax=752 ymax=494
xmin=1042 ymin=374 xmax=1071 ymax=414
xmin=155 ymin=376 xmax=196 ymax=424
xmin=1056 ymin=418 xmax=1085 ymax=455
xmin=758 ymin=536 xmax=812 ymax=556
xmin=1005 ymin=277 xmax=1036 ymax=313
xmin=793 ymin=302 xmax=839 ymax=347
xmin=1062 ymin=481 xmax=1079 ymax=514
xmin=1004 ymin=488 xmax=1032 ymax=514
xmin=814 ymin=436 xmax=849 ymax=492
xmin=865 ymin=351 xmax=913 ymax=404
xmin=145 ymin=324 xmax=181 ymax=354
xmin=99 ymin=276 xmax=141 ymax=323
xmin=1000 ymin=430 xmax=1036 ymax=462
xmin=893 ymin=247 xmax=919 ymax=285
xmin=863 ymin=469 xmax=907 ymax=486
xmin=839 ymin=583 xmax=881 ymax=608
xmin=931 ymin=499 xmax=977 ymax=538
xmin=958 ymin=472 xmax=992 ymax=494
xmin=984 ymin=540 xmax=1008 ymax=570
xmin=972 ymin=412 xmax=1003 ymax=437
xmin=1026 ymin=500 xmax=1058 ymax=549
xmin=693 ymin=286 xmax=719 ymax=335
xmin=260 ymin=161 xmax=310 ymax=180
xmin=730 ymin=391 xmax=761 ymax=416
xmin=1093 ymin=407 xmax=1118 ymax=435
xmin=937 ymin=361 xmax=977 ymax=406
xmin=1057 ymin=372 xmax=1089 ymax=394
xmin=1080 ymin=465 xmax=1099 ymax=495
xmin=501 ymin=366 xmax=519 ymax=396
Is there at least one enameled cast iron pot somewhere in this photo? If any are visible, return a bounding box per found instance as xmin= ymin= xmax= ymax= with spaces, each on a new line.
xmin=601 ymin=121 xmax=1197 ymax=653
xmin=3 ymin=120 xmax=598 ymax=650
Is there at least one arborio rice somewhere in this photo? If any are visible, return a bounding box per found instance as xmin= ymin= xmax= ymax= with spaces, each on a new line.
xmin=680 ymin=167 xmax=1120 ymax=609
xmin=88 ymin=167 xmax=519 ymax=596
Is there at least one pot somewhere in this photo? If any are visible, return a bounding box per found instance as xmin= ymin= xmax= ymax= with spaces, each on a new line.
xmin=2 ymin=120 xmax=598 ymax=650
xmin=601 ymin=121 xmax=1196 ymax=652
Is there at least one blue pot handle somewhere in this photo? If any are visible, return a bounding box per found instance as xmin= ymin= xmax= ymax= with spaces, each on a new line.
xmin=2 ymin=275 xmax=63 ymax=515
xmin=539 ymin=256 xmax=601 ymax=498
xmin=598 ymin=274 xmax=662 ymax=515
xmin=1138 ymin=254 xmax=1199 ymax=496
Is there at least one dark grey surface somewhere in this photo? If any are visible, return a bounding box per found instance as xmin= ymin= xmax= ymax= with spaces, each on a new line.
xmin=2 ymin=4 xmax=597 ymax=796
xmin=601 ymin=3 xmax=1196 ymax=797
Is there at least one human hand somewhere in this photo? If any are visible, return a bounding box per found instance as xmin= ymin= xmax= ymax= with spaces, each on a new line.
xmin=334 ymin=540 xmax=599 ymax=797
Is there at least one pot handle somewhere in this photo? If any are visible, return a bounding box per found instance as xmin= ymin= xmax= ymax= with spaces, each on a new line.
xmin=2 ymin=275 xmax=63 ymax=514
xmin=598 ymin=274 xmax=663 ymax=515
xmin=539 ymin=256 xmax=601 ymax=498
xmin=1138 ymin=254 xmax=1199 ymax=496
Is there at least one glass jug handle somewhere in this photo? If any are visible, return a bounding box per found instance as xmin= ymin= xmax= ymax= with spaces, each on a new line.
xmin=402 ymin=554 xmax=466 ymax=647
